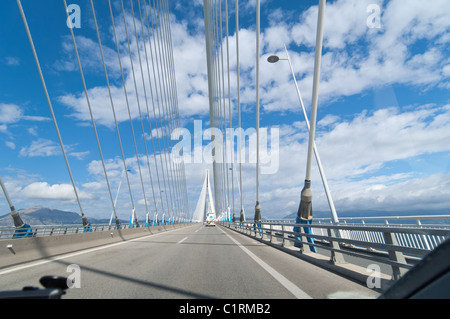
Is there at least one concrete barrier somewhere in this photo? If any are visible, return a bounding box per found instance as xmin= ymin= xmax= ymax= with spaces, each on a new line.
xmin=0 ymin=224 xmax=195 ymax=269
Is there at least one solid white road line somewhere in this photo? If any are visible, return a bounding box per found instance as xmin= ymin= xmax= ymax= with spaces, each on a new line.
xmin=218 ymin=226 xmax=313 ymax=299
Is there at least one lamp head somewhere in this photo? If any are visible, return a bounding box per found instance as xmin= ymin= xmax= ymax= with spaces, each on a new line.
xmin=267 ymin=55 xmax=280 ymax=63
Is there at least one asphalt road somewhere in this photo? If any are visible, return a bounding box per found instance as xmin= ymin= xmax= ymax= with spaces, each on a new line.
xmin=0 ymin=224 xmax=380 ymax=299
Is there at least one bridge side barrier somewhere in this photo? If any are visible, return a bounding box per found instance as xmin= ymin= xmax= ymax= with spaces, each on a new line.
xmin=266 ymin=215 xmax=450 ymax=251
xmin=222 ymin=221 xmax=450 ymax=282
xmin=0 ymin=223 xmax=195 ymax=269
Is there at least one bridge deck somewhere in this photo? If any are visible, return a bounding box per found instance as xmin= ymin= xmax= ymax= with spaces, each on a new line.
xmin=0 ymin=224 xmax=379 ymax=299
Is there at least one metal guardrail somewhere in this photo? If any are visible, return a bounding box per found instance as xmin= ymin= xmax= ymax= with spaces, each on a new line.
xmin=222 ymin=220 xmax=450 ymax=281
xmin=265 ymin=214 xmax=450 ymax=225
xmin=265 ymin=215 xmax=450 ymax=251
xmin=0 ymin=222 xmax=184 ymax=240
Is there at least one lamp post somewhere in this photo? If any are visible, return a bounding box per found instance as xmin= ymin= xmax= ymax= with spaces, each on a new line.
xmin=267 ymin=44 xmax=339 ymax=224
xmin=300 ymin=0 xmax=326 ymax=228
xmin=268 ymin=0 xmax=327 ymax=252
xmin=153 ymin=189 xmax=164 ymax=225
xmin=109 ymin=168 xmax=131 ymax=228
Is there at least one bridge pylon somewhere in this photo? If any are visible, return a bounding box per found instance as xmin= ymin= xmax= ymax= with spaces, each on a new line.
xmin=192 ymin=170 xmax=216 ymax=223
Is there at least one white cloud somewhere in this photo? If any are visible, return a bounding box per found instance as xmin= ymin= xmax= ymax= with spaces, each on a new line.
xmin=0 ymin=103 xmax=50 ymax=127
xmin=5 ymin=141 xmax=16 ymax=150
xmin=68 ymin=151 xmax=90 ymax=160
xmin=27 ymin=127 xmax=38 ymax=136
xmin=21 ymin=182 xmax=96 ymax=201
xmin=221 ymin=103 xmax=450 ymax=218
xmin=0 ymin=103 xmax=23 ymax=124
xmin=331 ymin=173 xmax=450 ymax=212
xmin=260 ymin=0 xmax=450 ymax=112
xmin=5 ymin=56 xmax=20 ymax=66
xmin=315 ymin=105 xmax=450 ymax=180
xmin=54 ymin=35 xmax=122 ymax=76
xmin=318 ymin=114 xmax=340 ymax=128
xmin=19 ymin=139 xmax=60 ymax=158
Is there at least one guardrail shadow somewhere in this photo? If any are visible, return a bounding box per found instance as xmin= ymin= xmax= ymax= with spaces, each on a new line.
xmin=49 ymin=258 xmax=216 ymax=299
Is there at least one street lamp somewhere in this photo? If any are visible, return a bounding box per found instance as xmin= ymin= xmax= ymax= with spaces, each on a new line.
xmin=153 ymin=189 xmax=164 ymax=225
xmin=109 ymin=168 xmax=131 ymax=228
xmin=268 ymin=0 xmax=327 ymax=252
xmin=267 ymin=55 xmax=286 ymax=63
xmin=267 ymin=47 xmax=339 ymax=225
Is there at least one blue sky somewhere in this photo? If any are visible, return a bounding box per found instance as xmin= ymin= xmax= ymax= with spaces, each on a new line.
xmin=1 ymin=0 xmax=450 ymax=223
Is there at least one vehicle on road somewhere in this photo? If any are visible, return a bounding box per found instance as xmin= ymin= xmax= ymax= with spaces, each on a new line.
xmin=204 ymin=212 xmax=216 ymax=227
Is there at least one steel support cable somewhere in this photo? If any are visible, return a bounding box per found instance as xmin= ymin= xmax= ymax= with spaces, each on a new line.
xmin=137 ymin=0 xmax=167 ymax=222
xmin=217 ymin=0 xmax=226 ymax=217
xmin=214 ymin=0 xmax=221 ymax=212
xmin=160 ymin=0 xmax=190 ymax=219
xmin=63 ymin=0 xmax=119 ymax=227
xmin=204 ymin=0 xmax=219 ymax=216
xmin=254 ymin=0 xmax=261 ymax=222
xmin=225 ymin=0 xmax=235 ymax=221
xmin=96 ymin=0 xmax=138 ymax=222
xmin=213 ymin=0 xmax=223 ymax=215
xmin=149 ymin=0 xmax=176 ymax=222
xmin=119 ymin=0 xmax=151 ymax=226
xmin=105 ymin=0 xmax=139 ymax=226
xmin=204 ymin=0 xmax=218 ymax=218
xmin=224 ymin=0 xmax=233 ymax=220
xmin=215 ymin=0 xmax=226 ymax=216
xmin=159 ymin=0 xmax=186 ymax=219
xmin=141 ymin=0 xmax=170 ymax=223
xmin=222 ymin=7 xmax=230 ymax=219
xmin=162 ymin=0 xmax=185 ymax=223
xmin=219 ymin=0 xmax=228 ymax=217
xmin=153 ymin=0 xmax=179 ymax=222
xmin=152 ymin=0 xmax=179 ymax=223
xmin=161 ymin=1 xmax=190 ymax=222
xmin=235 ymin=0 xmax=244 ymax=220
xmin=129 ymin=0 xmax=160 ymax=222
xmin=16 ymin=0 xmax=89 ymax=227
xmin=211 ymin=0 xmax=219 ymax=215
xmin=209 ymin=0 xmax=216 ymax=215
xmin=160 ymin=0 xmax=187 ymax=223
xmin=219 ymin=0 xmax=230 ymax=219
xmin=144 ymin=0 xmax=170 ymax=222
xmin=214 ymin=0 xmax=223 ymax=214
xmin=143 ymin=0 xmax=171 ymax=222
xmin=223 ymin=0 xmax=232 ymax=220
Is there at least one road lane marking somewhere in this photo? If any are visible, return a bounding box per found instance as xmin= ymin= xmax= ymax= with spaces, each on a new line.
xmin=177 ymin=236 xmax=188 ymax=244
xmin=218 ymin=226 xmax=313 ymax=299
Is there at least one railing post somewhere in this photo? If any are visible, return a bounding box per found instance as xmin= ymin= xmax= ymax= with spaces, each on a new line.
xmin=328 ymin=228 xmax=345 ymax=264
xmin=269 ymin=224 xmax=273 ymax=243
xmin=383 ymin=231 xmax=408 ymax=280
xmin=295 ymin=226 xmax=305 ymax=253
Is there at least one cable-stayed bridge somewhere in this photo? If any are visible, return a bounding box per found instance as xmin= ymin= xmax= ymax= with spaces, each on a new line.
xmin=1 ymin=0 xmax=450 ymax=304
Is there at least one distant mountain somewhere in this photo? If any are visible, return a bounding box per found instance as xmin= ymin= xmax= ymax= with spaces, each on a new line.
xmin=0 ymin=206 xmax=112 ymax=227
